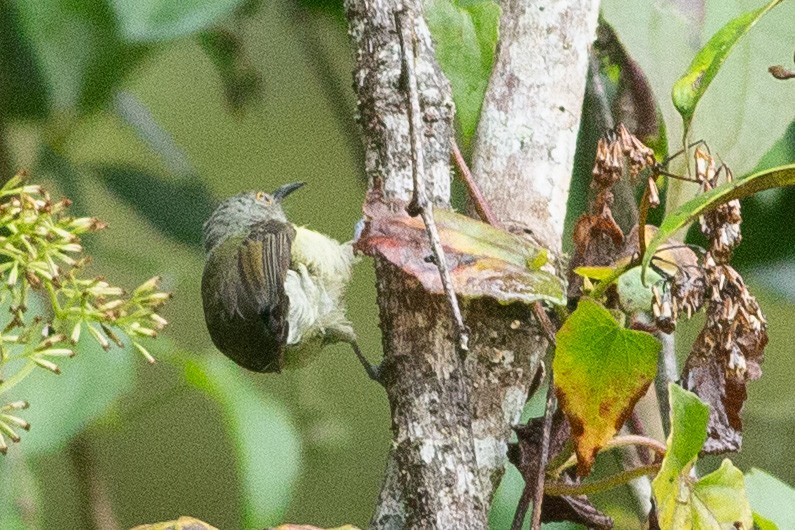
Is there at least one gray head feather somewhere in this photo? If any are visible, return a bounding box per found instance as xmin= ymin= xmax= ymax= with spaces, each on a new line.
xmin=203 ymin=191 xmax=287 ymax=254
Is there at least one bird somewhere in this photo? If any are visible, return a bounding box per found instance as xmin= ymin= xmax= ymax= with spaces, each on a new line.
xmin=201 ymin=182 xmax=378 ymax=380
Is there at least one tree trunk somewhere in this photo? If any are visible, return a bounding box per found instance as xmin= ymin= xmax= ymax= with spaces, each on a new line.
xmin=344 ymin=0 xmax=600 ymax=528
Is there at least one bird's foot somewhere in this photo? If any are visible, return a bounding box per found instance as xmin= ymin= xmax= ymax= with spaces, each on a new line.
xmin=350 ymin=341 xmax=384 ymax=386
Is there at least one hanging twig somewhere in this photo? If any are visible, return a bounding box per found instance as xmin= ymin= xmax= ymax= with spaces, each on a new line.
xmin=450 ymin=140 xmax=500 ymax=226
xmin=396 ymin=9 xmax=469 ymax=352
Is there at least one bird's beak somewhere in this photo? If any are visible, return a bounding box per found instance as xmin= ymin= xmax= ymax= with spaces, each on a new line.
xmin=272 ymin=182 xmax=306 ymax=202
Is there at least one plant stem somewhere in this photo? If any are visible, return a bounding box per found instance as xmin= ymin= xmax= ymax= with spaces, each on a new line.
xmin=545 ymin=464 xmax=660 ymax=497
xmin=69 ymin=435 xmax=120 ymax=530
xmin=551 ymin=434 xmax=666 ymax=476
xmin=0 ymin=361 xmax=35 ymax=395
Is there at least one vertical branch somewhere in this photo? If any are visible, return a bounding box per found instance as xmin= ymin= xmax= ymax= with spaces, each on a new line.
xmin=69 ymin=435 xmax=120 ymax=530
xmin=346 ymin=1 xmax=599 ymax=529
xmin=470 ymin=0 xmax=600 ymax=252
xmin=346 ymin=0 xmax=487 ymax=528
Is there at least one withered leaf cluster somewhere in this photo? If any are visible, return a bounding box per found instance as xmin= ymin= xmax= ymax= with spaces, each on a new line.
xmin=571 ymin=132 xmax=769 ymax=454
xmin=654 ymin=147 xmax=767 ymax=454
xmin=568 ymin=124 xmax=657 ymax=303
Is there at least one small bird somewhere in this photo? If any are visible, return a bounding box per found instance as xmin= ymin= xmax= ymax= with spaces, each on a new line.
xmin=201 ymin=182 xmax=378 ymax=380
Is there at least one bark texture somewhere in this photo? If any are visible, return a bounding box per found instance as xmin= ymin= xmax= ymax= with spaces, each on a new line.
xmin=471 ymin=0 xmax=601 ymax=253
xmin=344 ymin=0 xmax=599 ymax=528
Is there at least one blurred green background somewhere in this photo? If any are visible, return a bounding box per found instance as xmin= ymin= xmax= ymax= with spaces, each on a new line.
xmin=0 ymin=0 xmax=792 ymax=528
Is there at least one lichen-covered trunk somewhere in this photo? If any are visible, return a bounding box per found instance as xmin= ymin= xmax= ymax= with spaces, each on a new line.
xmin=471 ymin=0 xmax=600 ymax=253
xmin=344 ymin=0 xmax=599 ymax=528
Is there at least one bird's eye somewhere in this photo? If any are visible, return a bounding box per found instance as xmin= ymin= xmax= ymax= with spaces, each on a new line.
xmin=255 ymin=191 xmax=272 ymax=204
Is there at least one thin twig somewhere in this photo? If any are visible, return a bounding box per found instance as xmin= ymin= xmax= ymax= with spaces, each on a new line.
xmin=551 ymin=434 xmax=666 ymax=476
xmin=511 ymin=472 xmax=535 ymax=530
xmin=396 ymin=9 xmax=469 ymax=351
xmin=544 ymin=464 xmax=660 ymax=497
xmin=513 ymin=306 xmax=557 ymax=530
xmin=450 ymin=140 xmax=499 ymax=226
xmin=531 ymin=374 xmax=557 ymax=530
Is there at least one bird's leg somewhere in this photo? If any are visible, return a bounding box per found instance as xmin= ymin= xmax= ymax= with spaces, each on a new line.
xmin=349 ymin=340 xmax=383 ymax=385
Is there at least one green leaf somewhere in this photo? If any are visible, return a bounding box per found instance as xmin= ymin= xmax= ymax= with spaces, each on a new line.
xmin=671 ymin=0 xmax=782 ymax=132
xmin=0 ymin=3 xmax=49 ymax=120
xmin=745 ymin=468 xmax=795 ymax=530
xmin=185 ymin=356 xmax=302 ymax=527
xmin=111 ymin=0 xmax=248 ymax=42
xmin=753 ymin=513 xmax=779 ymax=530
xmin=616 ymin=266 xmax=663 ymax=316
xmin=12 ymin=0 xmax=140 ymax=113
xmin=553 ymin=298 xmax=660 ymax=475
xmin=652 ymin=384 xmax=753 ymax=530
xmin=641 ymin=164 xmax=795 ymax=281
xmin=94 ymin=165 xmax=215 ymax=249
xmin=8 ymin=336 xmax=135 ymax=455
xmin=425 ymin=0 xmax=499 ymax=149
xmin=603 ymin=0 xmax=794 ymax=184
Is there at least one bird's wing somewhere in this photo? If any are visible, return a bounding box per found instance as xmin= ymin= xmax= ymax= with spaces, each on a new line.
xmin=201 ymin=220 xmax=296 ymax=373
xmin=234 ymin=220 xmax=296 ymax=338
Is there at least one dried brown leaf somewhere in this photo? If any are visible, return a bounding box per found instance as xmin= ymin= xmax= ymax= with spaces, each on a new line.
xmin=508 ymin=412 xmax=613 ymax=528
xmin=682 ymin=262 xmax=767 ymax=453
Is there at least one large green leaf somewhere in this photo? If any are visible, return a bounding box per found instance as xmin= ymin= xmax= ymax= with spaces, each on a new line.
xmin=602 ymin=0 xmax=795 ymax=185
xmin=11 ymin=0 xmax=140 ymax=113
xmin=652 ymin=384 xmax=753 ymax=529
xmin=111 ymin=0 xmax=248 ymax=42
xmin=745 ymin=468 xmax=795 ymax=530
xmin=671 ymin=0 xmax=782 ymax=134
xmin=8 ymin=335 xmax=136 ymax=456
xmin=185 ymin=356 xmax=302 ymax=527
xmin=0 ymin=3 xmax=49 ymax=120
xmin=93 ymin=165 xmax=215 ymax=249
xmin=425 ymin=0 xmax=499 ymax=149
xmin=642 ymin=164 xmax=795 ymax=281
xmin=553 ymin=298 xmax=660 ymax=475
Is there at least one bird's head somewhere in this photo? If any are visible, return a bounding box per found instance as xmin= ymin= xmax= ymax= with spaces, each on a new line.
xmin=202 ymin=182 xmax=305 ymax=254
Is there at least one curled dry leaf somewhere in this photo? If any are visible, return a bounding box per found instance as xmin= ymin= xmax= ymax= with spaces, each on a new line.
xmin=508 ymin=411 xmax=613 ymax=529
xmin=594 ymin=21 xmax=662 ymax=147
xmin=355 ymin=198 xmax=566 ymax=306
xmin=682 ymin=260 xmax=767 ymax=453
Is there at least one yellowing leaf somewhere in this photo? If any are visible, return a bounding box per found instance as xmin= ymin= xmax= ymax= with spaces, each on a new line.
xmin=553 ymin=298 xmax=660 ymax=475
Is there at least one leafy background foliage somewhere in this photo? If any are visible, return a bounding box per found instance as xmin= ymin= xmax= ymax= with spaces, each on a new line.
xmin=0 ymin=0 xmax=793 ymax=528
